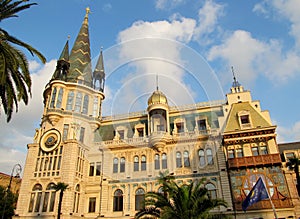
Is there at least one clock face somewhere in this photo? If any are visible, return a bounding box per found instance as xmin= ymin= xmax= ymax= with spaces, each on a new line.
xmin=40 ymin=129 xmax=61 ymax=152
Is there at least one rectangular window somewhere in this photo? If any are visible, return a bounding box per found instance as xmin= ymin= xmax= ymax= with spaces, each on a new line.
xmin=141 ymin=160 xmax=146 ymax=171
xmin=137 ymin=128 xmax=144 ymax=137
xmin=228 ymin=149 xmax=235 ymax=159
xmin=286 ymin=152 xmax=295 ymax=161
xmin=260 ymin=146 xmax=268 ymax=155
xmin=197 ymin=119 xmax=206 ymax=130
xmin=89 ymin=163 xmax=95 ymax=176
xmin=240 ymin=115 xmax=250 ymax=124
xmin=63 ymin=124 xmax=69 ymax=141
xmin=42 ymin=192 xmax=49 ymax=212
xmin=118 ymin=130 xmax=125 ymax=139
xmin=96 ymin=162 xmax=101 ymax=176
xmin=252 ymin=147 xmax=259 ymax=156
xmin=88 ymin=197 xmax=96 ymax=213
xmin=134 ymin=162 xmax=139 ymax=171
xmin=79 ymin=127 xmax=85 ymax=143
xmin=236 ymin=148 xmax=243 ymax=158
xmin=176 ymin=122 xmax=184 ymax=133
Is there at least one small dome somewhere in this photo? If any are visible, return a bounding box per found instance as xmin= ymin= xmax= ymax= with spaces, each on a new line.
xmin=148 ymin=90 xmax=168 ymax=105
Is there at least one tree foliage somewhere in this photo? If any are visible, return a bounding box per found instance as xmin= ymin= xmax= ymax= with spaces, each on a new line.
xmin=0 ymin=185 xmax=18 ymax=219
xmin=135 ymin=171 xmax=228 ymax=219
xmin=0 ymin=0 xmax=46 ymax=122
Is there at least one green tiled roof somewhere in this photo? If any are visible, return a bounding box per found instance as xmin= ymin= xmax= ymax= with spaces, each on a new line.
xmin=224 ymin=102 xmax=271 ymax=133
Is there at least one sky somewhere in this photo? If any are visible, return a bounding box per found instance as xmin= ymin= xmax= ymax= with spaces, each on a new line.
xmin=0 ymin=0 xmax=300 ymax=175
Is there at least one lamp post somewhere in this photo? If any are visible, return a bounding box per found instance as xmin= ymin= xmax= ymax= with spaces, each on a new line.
xmin=98 ymin=148 xmax=104 ymax=218
xmin=2 ymin=164 xmax=22 ymax=219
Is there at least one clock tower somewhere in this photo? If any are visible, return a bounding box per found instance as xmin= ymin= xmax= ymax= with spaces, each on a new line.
xmin=15 ymin=8 xmax=105 ymax=218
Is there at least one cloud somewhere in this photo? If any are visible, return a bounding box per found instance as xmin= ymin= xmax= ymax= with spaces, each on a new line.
xmin=155 ymin=0 xmax=186 ymax=10
xmin=193 ymin=0 xmax=224 ymax=45
xmin=207 ymin=29 xmax=300 ymax=85
xmin=276 ymin=120 xmax=300 ymax=143
xmin=0 ymin=60 xmax=56 ymax=175
xmin=254 ymin=0 xmax=300 ymax=49
xmin=106 ymin=18 xmax=198 ymax=115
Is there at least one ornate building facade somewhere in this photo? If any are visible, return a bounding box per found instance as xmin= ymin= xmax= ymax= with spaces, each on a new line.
xmin=14 ymin=9 xmax=298 ymax=219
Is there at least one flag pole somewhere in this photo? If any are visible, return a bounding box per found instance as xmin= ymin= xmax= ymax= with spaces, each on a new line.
xmin=261 ymin=178 xmax=278 ymax=219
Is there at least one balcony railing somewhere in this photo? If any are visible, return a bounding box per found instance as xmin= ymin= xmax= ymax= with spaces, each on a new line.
xmin=228 ymin=153 xmax=282 ymax=169
xmin=234 ymin=198 xmax=293 ymax=211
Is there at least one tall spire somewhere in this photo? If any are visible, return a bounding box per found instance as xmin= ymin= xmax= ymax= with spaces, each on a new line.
xmin=52 ymin=39 xmax=70 ymax=81
xmin=59 ymin=37 xmax=69 ymax=60
xmin=68 ymin=7 xmax=92 ymax=87
xmin=93 ymin=47 xmax=105 ymax=92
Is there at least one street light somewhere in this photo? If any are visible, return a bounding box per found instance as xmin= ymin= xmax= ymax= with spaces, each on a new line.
xmin=2 ymin=164 xmax=22 ymax=219
xmin=97 ymin=148 xmax=104 ymax=218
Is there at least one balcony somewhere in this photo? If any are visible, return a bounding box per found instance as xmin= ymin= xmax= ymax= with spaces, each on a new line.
xmin=228 ymin=153 xmax=281 ymax=169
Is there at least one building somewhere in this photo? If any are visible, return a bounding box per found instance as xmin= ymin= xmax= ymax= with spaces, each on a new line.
xmin=0 ymin=171 xmax=22 ymax=194
xmin=14 ymin=9 xmax=298 ymax=219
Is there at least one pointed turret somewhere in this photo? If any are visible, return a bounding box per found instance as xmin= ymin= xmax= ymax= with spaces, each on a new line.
xmin=68 ymin=7 xmax=92 ymax=87
xmin=93 ymin=49 xmax=105 ymax=92
xmin=52 ymin=40 xmax=70 ymax=81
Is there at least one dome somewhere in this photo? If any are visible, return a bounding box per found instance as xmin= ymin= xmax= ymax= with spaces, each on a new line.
xmin=148 ymin=90 xmax=168 ymax=105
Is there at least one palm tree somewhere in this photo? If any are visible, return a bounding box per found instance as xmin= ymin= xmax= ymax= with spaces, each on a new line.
xmin=135 ymin=172 xmax=228 ymax=219
xmin=54 ymin=182 xmax=69 ymax=219
xmin=0 ymin=0 xmax=46 ymax=122
xmin=286 ymin=157 xmax=300 ymax=196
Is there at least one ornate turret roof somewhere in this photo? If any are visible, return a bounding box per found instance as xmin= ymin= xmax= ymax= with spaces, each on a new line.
xmin=59 ymin=39 xmax=69 ymax=62
xmin=68 ymin=7 xmax=92 ymax=86
xmin=148 ymin=89 xmax=168 ymax=105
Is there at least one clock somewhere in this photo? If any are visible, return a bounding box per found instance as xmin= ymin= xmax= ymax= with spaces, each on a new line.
xmin=40 ymin=129 xmax=61 ymax=152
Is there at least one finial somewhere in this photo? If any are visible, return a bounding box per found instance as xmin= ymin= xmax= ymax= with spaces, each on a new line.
xmin=156 ymin=74 xmax=159 ymax=91
xmin=67 ymin=35 xmax=70 ymax=41
xmin=231 ymin=66 xmax=237 ymax=83
xmin=231 ymin=66 xmax=240 ymax=87
xmin=84 ymin=7 xmax=90 ymax=24
xmin=86 ymin=7 xmax=90 ymax=17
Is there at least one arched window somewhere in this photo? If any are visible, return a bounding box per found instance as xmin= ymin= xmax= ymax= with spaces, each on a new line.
xmin=66 ymin=91 xmax=74 ymax=110
xmin=120 ymin=157 xmax=125 ymax=173
xmin=141 ymin=155 xmax=146 ymax=171
xmin=42 ymin=183 xmax=56 ymax=212
xmin=207 ymin=149 xmax=213 ymax=165
xmin=135 ymin=188 xmax=145 ymax=210
xmin=155 ymin=154 xmax=160 ymax=170
xmin=74 ymin=92 xmax=82 ymax=113
xmin=205 ymin=183 xmax=217 ymax=199
xmin=28 ymin=184 xmax=43 ymax=213
xmin=73 ymin=184 xmax=80 ymax=213
xmin=134 ymin=156 xmax=139 ymax=172
xmin=176 ymin=152 xmax=182 ymax=168
xmin=93 ymin=97 xmax=98 ymax=117
xmin=56 ymin=88 xmax=64 ymax=108
xmin=50 ymin=87 xmax=57 ymax=108
xmin=199 ymin=149 xmax=205 ymax=167
xmin=183 ymin=151 xmax=190 ymax=167
xmin=82 ymin=95 xmax=89 ymax=114
xmin=113 ymin=189 xmax=123 ymax=211
xmin=113 ymin=158 xmax=118 ymax=173
xmin=162 ymin=153 xmax=167 ymax=169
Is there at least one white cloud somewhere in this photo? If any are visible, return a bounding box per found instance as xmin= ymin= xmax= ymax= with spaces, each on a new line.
xmin=208 ymin=30 xmax=300 ymax=85
xmin=193 ymin=0 xmax=224 ymax=45
xmin=254 ymin=0 xmax=300 ymax=49
xmin=155 ymin=0 xmax=186 ymax=10
xmin=0 ymin=60 xmax=56 ymax=175
xmin=107 ymin=18 xmax=198 ymax=115
xmin=276 ymin=120 xmax=300 ymax=143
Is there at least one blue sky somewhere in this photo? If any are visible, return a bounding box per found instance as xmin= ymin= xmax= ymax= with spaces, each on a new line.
xmin=0 ymin=0 xmax=300 ymax=175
